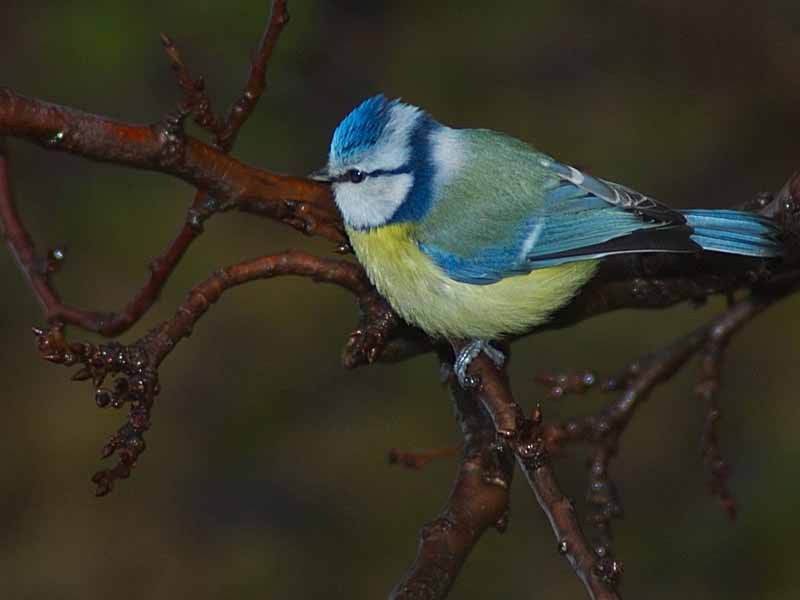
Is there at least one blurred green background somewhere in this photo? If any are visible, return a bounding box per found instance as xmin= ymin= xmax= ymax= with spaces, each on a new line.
xmin=2 ymin=1 xmax=800 ymax=598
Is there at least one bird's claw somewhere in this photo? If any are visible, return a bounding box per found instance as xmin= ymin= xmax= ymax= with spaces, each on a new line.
xmin=454 ymin=340 xmax=506 ymax=388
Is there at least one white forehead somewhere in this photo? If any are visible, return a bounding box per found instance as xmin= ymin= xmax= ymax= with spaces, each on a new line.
xmin=329 ymin=102 xmax=422 ymax=174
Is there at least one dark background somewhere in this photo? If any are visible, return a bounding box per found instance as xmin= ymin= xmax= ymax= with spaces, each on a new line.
xmin=2 ymin=1 xmax=800 ymax=598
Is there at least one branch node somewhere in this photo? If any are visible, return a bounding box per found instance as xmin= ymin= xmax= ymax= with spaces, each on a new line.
xmin=594 ymin=556 xmax=625 ymax=586
xmin=33 ymin=327 xmax=160 ymax=495
xmin=153 ymin=107 xmax=189 ymax=168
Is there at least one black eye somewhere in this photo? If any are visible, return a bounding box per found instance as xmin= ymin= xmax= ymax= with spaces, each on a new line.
xmin=347 ymin=169 xmax=366 ymax=183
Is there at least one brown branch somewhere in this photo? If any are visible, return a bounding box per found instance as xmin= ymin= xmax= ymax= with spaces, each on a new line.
xmin=542 ymin=292 xmax=780 ymax=451
xmin=450 ymin=340 xmax=519 ymax=437
xmin=0 ymin=139 xmax=62 ymax=316
xmin=0 ymin=3 xmax=325 ymax=337
xmin=692 ymin=291 xmax=789 ymax=519
xmin=4 ymin=72 xmax=800 ymax=351
xmin=34 ymin=249 xmax=371 ymax=495
xmin=697 ymin=337 xmax=737 ymax=519
xmin=161 ymin=0 xmax=289 ymax=152
xmin=458 ymin=346 xmax=621 ymax=599
xmin=344 ymin=173 xmax=800 ymax=369
xmin=387 ymin=445 xmax=461 ymax=470
xmin=518 ymin=432 xmax=624 ymax=597
xmin=541 ymin=287 xmax=796 ymax=559
xmin=0 ymin=92 xmax=345 ymax=330
xmin=3 ymin=77 xmax=800 ymax=350
xmin=93 ymin=3 xmax=294 ymax=336
xmin=0 ymin=88 xmax=344 ymax=242
xmin=160 ymin=34 xmax=222 ymax=135
xmin=216 ymin=0 xmax=289 ymax=151
xmin=390 ymin=367 xmax=513 ymax=599
xmin=143 ymin=250 xmax=370 ymax=366
xmin=89 ymin=190 xmax=210 ymax=335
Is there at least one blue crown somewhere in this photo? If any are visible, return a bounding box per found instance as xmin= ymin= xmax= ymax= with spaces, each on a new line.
xmin=330 ymin=94 xmax=399 ymax=162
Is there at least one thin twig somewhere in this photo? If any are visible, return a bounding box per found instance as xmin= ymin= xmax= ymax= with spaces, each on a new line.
xmin=697 ymin=339 xmax=736 ymax=519
xmin=541 ymin=291 xmax=796 ymax=558
xmin=387 ymin=444 xmax=461 ymax=470
xmin=518 ymin=435 xmax=624 ymax=598
xmin=0 ymin=11 xmax=339 ymax=336
xmin=160 ymin=34 xmax=222 ymax=135
xmin=459 ymin=348 xmax=621 ymax=599
xmin=86 ymin=190 xmax=211 ymax=335
xmin=0 ymin=139 xmax=64 ymax=318
xmin=36 ymin=250 xmax=371 ymax=495
xmin=144 ymin=250 xmax=370 ymax=366
xmin=216 ymin=0 xmax=290 ymax=151
xmin=81 ymin=6 xmax=297 ymax=337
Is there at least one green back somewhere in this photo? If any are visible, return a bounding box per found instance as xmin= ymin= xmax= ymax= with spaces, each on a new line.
xmin=416 ymin=129 xmax=552 ymax=258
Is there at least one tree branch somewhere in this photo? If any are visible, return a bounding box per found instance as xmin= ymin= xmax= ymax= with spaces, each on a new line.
xmin=540 ymin=284 xmax=797 ymax=560
xmin=0 ymin=1 xmax=336 ymax=336
xmin=216 ymin=0 xmax=289 ymax=151
xmin=457 ymin=346 xmax=621 ymax=599
xmin=0 ymin=138 xmax=62 ymax=316
xmin=33 ymin=249 xmax=371 ymax=495
xmin=144 ymin=250 xmax=371 ymax=366
xmin=0 ymin=88 xmax=344 ymax=242
xmin=391 ymin=364 xmax=513 ymax=599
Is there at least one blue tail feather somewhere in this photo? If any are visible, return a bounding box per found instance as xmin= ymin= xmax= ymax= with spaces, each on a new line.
xmin=682 ymin=209 xmax=783 ymax=257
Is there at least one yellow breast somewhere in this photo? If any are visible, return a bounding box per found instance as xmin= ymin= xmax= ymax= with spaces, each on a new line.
xmin=347 ymin=223 xmax=598 ymax=340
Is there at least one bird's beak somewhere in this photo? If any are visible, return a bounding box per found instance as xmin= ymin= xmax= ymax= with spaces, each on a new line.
xmin=308 ymin=166 xmax=334 ymax=183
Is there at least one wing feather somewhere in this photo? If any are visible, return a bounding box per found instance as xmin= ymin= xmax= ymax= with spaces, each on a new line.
xmin=416 ymin=130 xmax=696 ymax=284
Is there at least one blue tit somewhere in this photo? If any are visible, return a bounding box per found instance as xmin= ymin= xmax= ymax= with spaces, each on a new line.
xmin=314 ymin=95 xmax=783 ymax=385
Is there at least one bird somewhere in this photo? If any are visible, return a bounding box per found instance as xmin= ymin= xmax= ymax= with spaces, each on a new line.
xmin=312 ymin=95 xmax=783 ymax=386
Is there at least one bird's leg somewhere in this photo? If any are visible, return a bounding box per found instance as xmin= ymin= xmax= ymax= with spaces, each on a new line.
xmin=454 ymin=340 xmax=506 ymax=388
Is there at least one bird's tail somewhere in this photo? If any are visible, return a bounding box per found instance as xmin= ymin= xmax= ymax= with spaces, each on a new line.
xmin=681 ymin=209 xmax=783 ymax=257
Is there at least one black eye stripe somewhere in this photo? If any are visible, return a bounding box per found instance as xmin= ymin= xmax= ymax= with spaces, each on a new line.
xmin=335 ymin=169 xmax=365 ymax=183
xmin=370 ymin=165 xmax=412 ymax=177
xmin=334 ymin=164 xmax=412 ymax=183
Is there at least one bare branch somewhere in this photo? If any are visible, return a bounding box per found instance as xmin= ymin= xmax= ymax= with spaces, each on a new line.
xmin=0 ymin=88 xmax=345 ymax=242
xmin=216 ymin=0 xmax=289 ymax=151
xmin=160 ymin=34 xmax=222 ymax=136
xmin=387 ymin=445 xmax=461 ymax=470
xmin=458 ymin=348 xmax=621 ymax=599
xmin=0 ymin=139 xmax=64 ymax=317
xmin=541 ymin=288 xmax=797 ymax=560
xmin=34 ymin=249 xmax=370 ymax=495
xmin=144 ymin=250 xmax=371 ymax=367
xmin=390 ymin=371 xmax=513 ymax=599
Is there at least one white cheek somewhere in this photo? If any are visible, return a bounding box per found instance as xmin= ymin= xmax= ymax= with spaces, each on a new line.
xmin=334 ymin=174 xmax=414 ymax=229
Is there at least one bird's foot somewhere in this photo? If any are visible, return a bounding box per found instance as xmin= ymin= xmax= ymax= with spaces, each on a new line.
xmin=454 ymin=340 xmax=506 ymax=388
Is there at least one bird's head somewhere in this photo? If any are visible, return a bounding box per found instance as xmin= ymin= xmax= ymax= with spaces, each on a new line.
xmin=314 ymin=95 xmax=440 ymax=230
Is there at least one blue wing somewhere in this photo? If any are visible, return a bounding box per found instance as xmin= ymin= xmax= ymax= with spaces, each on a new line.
xmin=418 ymin=155 xmax=780 ymax=285
xmin=418 ymin=156 xmax=691 ymax=284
